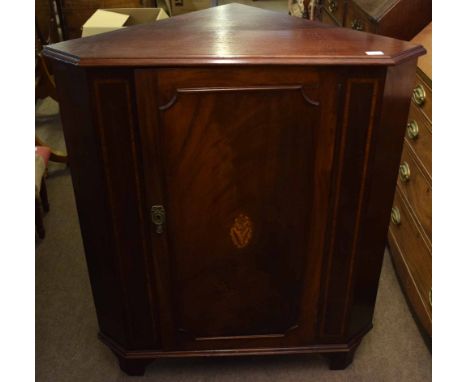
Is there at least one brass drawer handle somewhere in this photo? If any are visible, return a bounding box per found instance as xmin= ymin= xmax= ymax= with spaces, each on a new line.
xmin=351 ymin=18 xmax=364 ymax=31
xmin=328 ymin=0 xmax=338 ymax=13
xmin=406 ymin=120 xmax=419 ymax=140
xmin=391 ymin=207 xmax=401 ymax=225
xmin=429 ymin=288 xmax=432 ymax=306
xmin=399 ymin=162 xmax=411 ymax=183
xmin=412 ymin=84 xmax=426 ymax=106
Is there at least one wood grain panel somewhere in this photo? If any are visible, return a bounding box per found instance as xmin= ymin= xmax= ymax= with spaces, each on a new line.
xmin=162 ymin=87 xmax=317 ymax=340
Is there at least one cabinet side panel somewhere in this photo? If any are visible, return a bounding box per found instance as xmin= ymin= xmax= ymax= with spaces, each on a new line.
xmin=347 ymin=59 xmax=418 ymax=336
xmin=87 ymin=69 xmax=158 ymax=349
xmin=319 ymin=69 xmax=386 ymax=340
xmin=53 ymin=62 xmax=127 ymax=344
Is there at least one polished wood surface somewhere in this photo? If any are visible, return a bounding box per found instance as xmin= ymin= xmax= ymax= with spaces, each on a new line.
xmin=156 ymin=69 xmax=323 ymax=344
xmin=44 ymin=4 xmax=424 ymax=66
xmin=48 ymin=4 xmax=423 ymax=375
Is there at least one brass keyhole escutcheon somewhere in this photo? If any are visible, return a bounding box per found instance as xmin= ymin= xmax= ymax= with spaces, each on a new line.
xmin=151 ymin=205 xmax=166 ymax=234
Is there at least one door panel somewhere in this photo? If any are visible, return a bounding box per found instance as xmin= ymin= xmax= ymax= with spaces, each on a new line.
xmin=137 ymin=68 xmax=339 ymax=349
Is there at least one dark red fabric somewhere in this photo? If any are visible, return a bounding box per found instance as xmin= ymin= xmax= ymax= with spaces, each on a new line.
xmin=35 ymin=146 xmax=51 ymax=166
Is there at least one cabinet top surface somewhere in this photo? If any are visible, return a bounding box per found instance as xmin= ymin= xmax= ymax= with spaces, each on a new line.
xmin=44 ymin=3 xmax=424 ymax=67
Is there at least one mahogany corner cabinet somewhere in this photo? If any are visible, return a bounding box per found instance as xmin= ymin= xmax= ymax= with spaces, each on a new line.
xmin=44 ymin=4 xmax=425 ymax=376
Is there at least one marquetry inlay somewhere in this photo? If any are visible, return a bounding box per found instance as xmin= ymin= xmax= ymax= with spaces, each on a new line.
xmin=230 ymin=213 xmax=253 ymax=249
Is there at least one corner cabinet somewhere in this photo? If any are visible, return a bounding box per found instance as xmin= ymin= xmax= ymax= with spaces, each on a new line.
xmin=44 ymin=4 xmax=424 ymax=376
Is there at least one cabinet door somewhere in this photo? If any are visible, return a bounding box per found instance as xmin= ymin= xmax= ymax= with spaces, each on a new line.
xmin=136 ymin=68 xmax=339 ymax=351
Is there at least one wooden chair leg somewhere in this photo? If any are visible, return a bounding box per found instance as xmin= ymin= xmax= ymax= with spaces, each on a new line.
xmin=40 ymin=178 xmax=49 ymax=213
xmin=36 ymin=198 xmax=45 ymax=239
xmin=35 ymin=135 xmax=68 ymax=164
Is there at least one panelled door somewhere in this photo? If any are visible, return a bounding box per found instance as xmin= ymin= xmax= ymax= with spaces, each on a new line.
xmin=136 ymin=68 xmax=339 ymax=351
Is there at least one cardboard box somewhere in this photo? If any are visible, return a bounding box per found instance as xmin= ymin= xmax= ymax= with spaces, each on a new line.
xmin=82 ymin=8 xmax=169 ymax=37
xmin=170 ymin=0 xmax=213 ymax=16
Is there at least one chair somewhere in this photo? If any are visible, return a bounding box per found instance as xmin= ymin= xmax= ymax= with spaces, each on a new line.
xmin=35 ymin=146 xmax=51 ymax=239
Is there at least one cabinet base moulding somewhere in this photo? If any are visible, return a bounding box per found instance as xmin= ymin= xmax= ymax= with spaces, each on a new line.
xmin=99 ymin=325 xmax=370 ymax=375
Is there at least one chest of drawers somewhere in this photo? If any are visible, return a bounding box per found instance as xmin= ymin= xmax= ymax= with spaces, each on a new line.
xmin=44 ymin=4 xmax=424 ymax=375
xmin=388 ymin=23 xmax=432 ymax=338
xmin=316 ymin=0 xmax=431 ymax=40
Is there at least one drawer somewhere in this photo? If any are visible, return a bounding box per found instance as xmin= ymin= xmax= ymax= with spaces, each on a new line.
xmin=397 ymin=145 xmax=432 ymax=240
xmin=388 ymin=188 xmax=432 ymax=318
xmin=320 ymin=7 xmax=340 ymax=26
xmin=344 ymin=1 xmax=376 ymax=33
xmin=323 ymin=0 xmax=347 ymax=26
xmin=405 ymin=104 xmax=432 ymax=175
xmin=411 ymin=73 xmax=432 ymax=121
